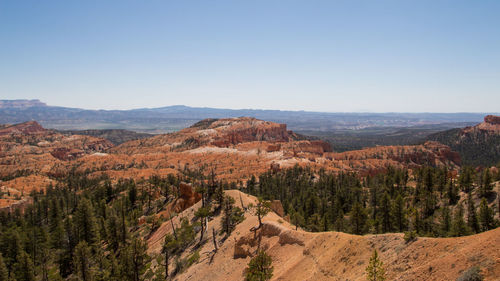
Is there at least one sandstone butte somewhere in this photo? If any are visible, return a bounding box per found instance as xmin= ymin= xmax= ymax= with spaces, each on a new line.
xmin=0 ymin=117 xmax=468 ymax=209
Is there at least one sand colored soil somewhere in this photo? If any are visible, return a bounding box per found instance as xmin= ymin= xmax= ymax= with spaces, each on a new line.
xmin=147 ymin=190 xmax=500 ymax=281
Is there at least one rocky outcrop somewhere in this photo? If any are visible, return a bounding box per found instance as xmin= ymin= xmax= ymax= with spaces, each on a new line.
xmin=172 ymin=182 xmax=201 ymax=212
xmin=234 ymin=222 xmax=305 ymax=258
xmin=211 ymin=120 xmax=290 ymax=147
xmin=0 ymin=121 xmax=46 ymax=135
xmin=51 ymin=148 xmax=85 ymax=160
xmin=485 ymin=115 xmax=500 ymax=125
xmin=270 ymin=200 xmax=285 ymax=217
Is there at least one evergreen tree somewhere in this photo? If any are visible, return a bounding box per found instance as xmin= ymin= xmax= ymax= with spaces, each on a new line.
xmin=74 ymin=198 xmax=99 ymax=245
xmin=479 ymin=169 xmax=493 ymax=198
xmin=161 ymin=234 xmax=178 ymax=279
xmin=0 ymin=254 xmax=8 ymax=281
xmin=440 ymin=206 xmax=451 ymax=236
xmin=447 ymin=180 xmax=459 ymax=205
xmin=106 ymin=212 xmax=121 ymax=252
xmin=244 ymin=250 xmax=273 ymax=281
xmin=451 ymin=203 xmax=469 ymax=236
xmin=379 ymin=192 xmax=392 ymax=233
xmin=391 ymin=194 xmax=406 ymax=232
xmin=467 ymin=195 xmax=479 ymax=233
xmin=128 ymin=238 xmax=150 ymax=281
xmin=459 ymin=167 xmax=474 ymax=193
xmin=478 ymin=198 xmax=495 ymax=231
xmin=365 ymin=249 xmax=386 ymax=281
xmin=13 ymin=251 xmax=35 ymax=281
xmin=221 ymin=196 xmax=245 ymax=236
xmin=250 ymin=198 xmax=271 ymax=229
xmin=73 ymin=241 xmax=93 ymax=281
xmin=194 ymin=206 xmax=211 ymax=244
xmin=350 ymin=202 xmax=367 ymax=235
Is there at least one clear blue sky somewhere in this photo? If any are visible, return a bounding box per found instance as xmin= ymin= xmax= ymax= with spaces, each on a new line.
xmin=1 ymin=0 xmax=499 ymax=112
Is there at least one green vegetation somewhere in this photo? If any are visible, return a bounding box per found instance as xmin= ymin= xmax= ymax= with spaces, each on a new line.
xmin=427 ymin=128 xmax=500 ymax=167
xmin=0 ymin=172 xmax=181 ymax=280
xmin=0 ymin=161 xmax=497 ymax=280
xmin=365 ymin=250 xmax=386 ymax=281
xmin=244 ymin=250 xmax=274 ymax=281
xmin=245 ymin=165 xmax=499 ymax=237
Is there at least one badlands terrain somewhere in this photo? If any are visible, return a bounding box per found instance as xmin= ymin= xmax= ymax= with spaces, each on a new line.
xmin=0 ymin=117 xmax=464 ymax=209
xmin=0 ymin=115 xmax=499 ymax=280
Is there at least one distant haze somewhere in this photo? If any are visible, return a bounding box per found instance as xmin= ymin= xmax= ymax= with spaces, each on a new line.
xmin=1 ymin=1 xmax=499 ymax=112
xmin=0 ymin=99 xmax=495 ymax=134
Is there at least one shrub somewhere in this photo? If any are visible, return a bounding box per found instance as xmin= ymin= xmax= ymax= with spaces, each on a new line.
xmin=403 ymin=231 xmax=417 ymax=243
xmin=456 ymin=266 xmax=483 ymax=281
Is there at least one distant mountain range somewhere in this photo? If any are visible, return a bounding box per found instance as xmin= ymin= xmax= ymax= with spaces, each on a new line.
xmin=0 ymin=99 xmax=495 ymax=133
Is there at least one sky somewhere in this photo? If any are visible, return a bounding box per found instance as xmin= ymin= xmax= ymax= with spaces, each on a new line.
xmin=0 ymin=0 xmax=499 ymax=113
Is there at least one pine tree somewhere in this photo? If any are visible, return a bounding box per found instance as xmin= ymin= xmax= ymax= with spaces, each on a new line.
xmin=74 ymin=198 xmax=99 ymax=245
xmin=128 ymin=238 xmax=150 ymax=281
xmin=447 ymin=180 xmax=459 ymax=205
xmin=451 ymin=203 xmax=469 ymax=236
xmin=250 ymin=198 xmax=271 ymax=229
xmin=479 ymin=169 xmax=493 ymax=198
xmin=365 ymin=249 xmax=386 ymax=281
xmin=13 ymin=251 xmax=35 ymax=281
xmin=106 ymin=212 xmax=121 ymax=252
xmin=466 ymin=195 xmax=479 ymax=233
xmin=350 ymin=202 xmax=367 ymax=235
xmin=244 ymin=250 xmax=273 ymax=281
xmin=161 ymin=234 xmax=178 ymax=279
xmin=221 ymin=196 xmax=245 ymax=236
xmin=194 ymin=206 xmax=211 ymax=244
xmin=440 ymin=206 xmax=451 ymax=236
xmin=0 ymin=254 xmax=8 ymax=281
xmin=379 ymin=192 xmax=392 ymax=233
xmin=73 ymin=241 xmax=93 ymax=281
xmin=459 ymin=167 xmax=474 ymax=193
xmin=479 ymin=198 xmax=495 ymax=231
xmin=391 ymin=194 xmax=406 ymax=232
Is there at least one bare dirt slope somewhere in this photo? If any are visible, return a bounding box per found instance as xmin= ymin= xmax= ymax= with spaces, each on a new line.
xmin=147 ymin=190 xmax=500 ymax=281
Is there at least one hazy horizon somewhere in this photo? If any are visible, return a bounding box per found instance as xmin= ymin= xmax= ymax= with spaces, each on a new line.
xmin=1 ymin=1 xmax=499 ymax=112
xmin=3 ymin=98 xmax=500 ymax=115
